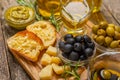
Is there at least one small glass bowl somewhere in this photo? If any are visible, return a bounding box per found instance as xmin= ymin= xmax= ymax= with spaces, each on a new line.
xmin=91 ymin=33 xmax=120 ymax=53
xmin=88 ymin=52 xmax=120 ymax=80
xmin=56 ymin=35 xmax=96 ymax=66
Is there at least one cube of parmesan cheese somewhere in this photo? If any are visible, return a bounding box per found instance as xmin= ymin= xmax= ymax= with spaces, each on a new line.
xmin=46 ymin=46 xmax=57 ymax=56
xmin=40 ymin=54 xmax=51 ymax=66
xmin=39 ymin=65 xmax=53 ymax=80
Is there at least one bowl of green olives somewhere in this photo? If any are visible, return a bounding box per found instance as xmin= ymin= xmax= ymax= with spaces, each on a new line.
xmin=57 ymin=34 xmax=96 ymax=66
xmin=91 ymin=21 xmax=120 ymax=53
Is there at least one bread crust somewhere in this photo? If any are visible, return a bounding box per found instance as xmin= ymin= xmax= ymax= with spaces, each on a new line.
xmin=7 ymin=30 xmax=44 ymax=62
xmin=26 ymin=21 xmax=57 ymax=48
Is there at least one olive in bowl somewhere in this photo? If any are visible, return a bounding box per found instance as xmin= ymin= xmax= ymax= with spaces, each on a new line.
xmin=57 ymin=34 xmax=96 ymax=66
xmin=91 ymin=21 xmax=120 ymax=53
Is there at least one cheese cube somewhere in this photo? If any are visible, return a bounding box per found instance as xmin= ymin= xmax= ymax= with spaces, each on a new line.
xmin=52 ymin=63 xmax=64 ymax=75
xmin=51 ymin=57 xmax=62 ymax=65
xmin=46 ymin=46 xmax=57 ymax=56
xmin=40 ymin=54 xmax=51 ymax=66
xmin=39 ymin=65 xmax=53 ymax=80
xmin=52 ymin=63 xmax=71 ymax=75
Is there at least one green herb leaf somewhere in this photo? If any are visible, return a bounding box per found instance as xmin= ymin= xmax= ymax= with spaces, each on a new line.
xmin=61 ymin=63 xmax=81 ymax=80
xmin=49 ymin=12 xmax=60 ymax=32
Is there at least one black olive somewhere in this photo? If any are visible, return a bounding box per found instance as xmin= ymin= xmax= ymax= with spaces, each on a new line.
xmin=64 ymin=34 xmax=73 ymax=41
xmin=69 ymin=51 xmax=80 ymax=61
xmin=110 ymin=74 xmax=118 ymax=80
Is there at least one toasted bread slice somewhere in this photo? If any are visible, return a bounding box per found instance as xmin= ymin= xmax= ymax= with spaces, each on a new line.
xmin=7 ymin=30 xmax=44 ymax=62
xmin=26 ymin=21 xmax=57 ymax=48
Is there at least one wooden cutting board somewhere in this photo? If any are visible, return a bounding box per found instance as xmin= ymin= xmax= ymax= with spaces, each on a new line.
xmin=7 ymin=21 xmax=94 ymax=80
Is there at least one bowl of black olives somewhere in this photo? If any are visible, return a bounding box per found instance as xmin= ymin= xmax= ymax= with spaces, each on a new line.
xmin=91 ymin=21 xmax=120 ymax=53
xmin=57 ymin=34 xmax=96 ymax=66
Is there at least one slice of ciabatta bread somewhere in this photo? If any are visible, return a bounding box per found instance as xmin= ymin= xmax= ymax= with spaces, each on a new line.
xmin=26 ymin=21 xmax=57 ymax=48
xmin=7 ymin=30 xmax=44 ymax=62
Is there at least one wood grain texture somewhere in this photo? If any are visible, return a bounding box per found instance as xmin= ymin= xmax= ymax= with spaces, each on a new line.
xmin=0 ymin=1 xmax=11 ymax=80
xmin=102 ymin=0 xmax=120 ymax=25
xmin=1 ymin=0 xmax=31 ymax=80
xmin=9 ymin=49 xmax=43 ymax=80
xmin=103 ymin=0 xmax=120 ymax=25
xmin=0 ymin=0 xmax=120 ymax=80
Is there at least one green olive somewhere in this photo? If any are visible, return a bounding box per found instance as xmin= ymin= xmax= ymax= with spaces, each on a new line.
xmin=108 ymin=24 xmax=115 ymax=29
xmin=96 ymin=36 xmax=105 ymax=45
xmin=92 ymin=25 xmax=100 ymax=34
xmin=110 ymin=40 xmax=119 ymax=48
xmin=93 ymin=72 xmax=98 ymax=80
xmin=106 ymin=26 xmax=115 ymax=37
xmin=115 ymin=26 xmax=120 ymax=33
xmin=114 ymin=31 xmax=120 ymax=40
xmin=105 ymin=36 xmax=113 ymax=46
xmin=100 ymin=69 xmax=111 ymax=79
xmin=99 ymin=21 xmax=108 ymax=30
xmin=97 ymin=29 xmax=106 ymax=36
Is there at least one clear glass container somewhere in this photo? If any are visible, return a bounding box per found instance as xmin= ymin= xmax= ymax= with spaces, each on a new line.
xmin=91 ymin=33 xmax=120 ymax=54
xmin=57 ymin=35 xmax=96 ymax=66
xmin=60 ymin=0 xmax=94 ymax=35
xmin=93 ymin=38 xmax=120 ymax=53
xmin=88 ymin=52 xmax=120 ymax=80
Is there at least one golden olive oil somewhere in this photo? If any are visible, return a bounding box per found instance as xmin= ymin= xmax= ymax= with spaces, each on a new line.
xmin=93 ymin=0 xmax=102 ymax=13
xmin=37 ymin=0 xmax=60 ymax=18
xmin=61 ymin=0 xmax=91 ymax=33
